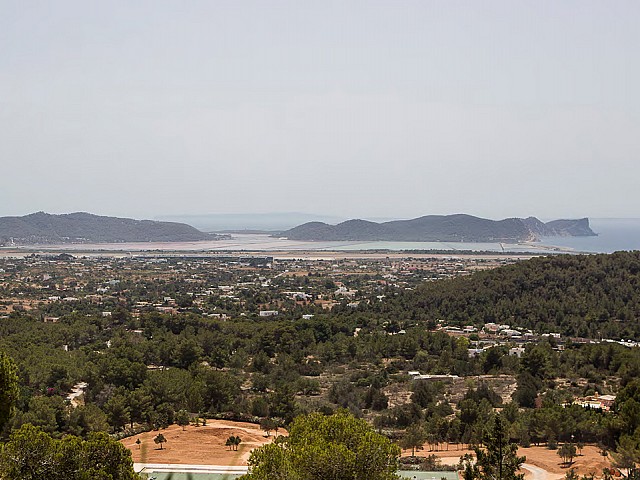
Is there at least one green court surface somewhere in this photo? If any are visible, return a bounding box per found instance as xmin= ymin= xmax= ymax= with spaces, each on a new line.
xmin=140 ymin=474 xmax=242 ymax=480
xmin=398 ymin=471 xmax=459 ymax=480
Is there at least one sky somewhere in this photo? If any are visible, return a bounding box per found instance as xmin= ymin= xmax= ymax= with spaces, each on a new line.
xmin=1 ymin=0 xmax=639 ymax=221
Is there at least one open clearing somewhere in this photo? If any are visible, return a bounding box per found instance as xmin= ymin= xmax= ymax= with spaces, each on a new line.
xmin=120 ymin=420 xmax=281 ymax=466
xmin=402 ymin=444 xmax=612 ymax=479
xmin=518 ymin=446 xmax=612 ymax=477
xmin=123 ymin=422 xmax=611 ymax=479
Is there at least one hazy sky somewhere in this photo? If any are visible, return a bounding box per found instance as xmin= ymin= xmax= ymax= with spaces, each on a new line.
xmin=2 ymin=0 xmax=639 ymax=220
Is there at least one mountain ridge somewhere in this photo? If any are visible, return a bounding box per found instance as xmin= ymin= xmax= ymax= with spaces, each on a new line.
xmin=0 ymin=212 xmax=225 ymax=245
xmin=280 ymin=214 xmax=596 ymax=242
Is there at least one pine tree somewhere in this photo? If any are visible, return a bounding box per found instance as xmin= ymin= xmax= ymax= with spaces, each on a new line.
xmin=0 ymin=351 xmax=19 ymax=432
xmin=611 ymin=435 xmax=640 ymax=478
xmin=154 ymin=433 xmax=167 ymax=450
xmin=471 ymin=415 xmax=526 ymax=480
xmin=176 ymin=409 xmax=190 ymax=431
xmin=400 ymin=424 xmax=426 ymax=457
xmin=558 ymin=443 xmax=577 ymax=465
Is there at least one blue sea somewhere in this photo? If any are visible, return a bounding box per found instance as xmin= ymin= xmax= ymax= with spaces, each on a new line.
xmin=537 ymin=218 xmax=640 ymax=254
xmin=10 ymin=219 xmax=639 ymax=255
xmin=322 ymin=218 xmax=640 ymax=254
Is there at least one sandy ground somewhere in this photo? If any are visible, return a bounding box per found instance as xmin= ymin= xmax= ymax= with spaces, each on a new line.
xmin=401 ymin=445 xmax=612 ymax=479
xmin=123 ymin=422 xmax=610 ymax=478
xmin=522 ymin=462 xmax=563 ymax=480
xmin=518 ymin=446 xmax=612 ymax=477
xmin=121 ymin=420 xmax=283 ymax=466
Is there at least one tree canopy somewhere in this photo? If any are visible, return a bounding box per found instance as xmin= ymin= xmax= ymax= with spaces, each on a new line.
xmin=465 ymin=414 xmax=526 ymax=480
xmin=0 ymin=350 xmax=19 ymax=433
xmin=242 ymin=411 xmax=401 ymax=480
xmin=0 ymin=424 xmax=137 ymax=480
xmin=366 ymin=251 xmax=640 ymax=339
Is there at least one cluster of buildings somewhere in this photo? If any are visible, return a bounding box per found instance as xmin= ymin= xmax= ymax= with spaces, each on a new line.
xmin=0 ymin=253 xmax=514 ymax=322
xmin=566 ymin=394 xmax=617 ymax=412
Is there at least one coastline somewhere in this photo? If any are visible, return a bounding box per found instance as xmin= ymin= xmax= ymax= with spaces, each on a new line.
xmin=0 ymin=232 xmax=586 ymax=257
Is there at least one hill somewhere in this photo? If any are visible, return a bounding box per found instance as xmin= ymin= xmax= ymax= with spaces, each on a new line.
xmin=155 ymin=212 xmax=347 ymax=231
xmin=365 ymin=251 xmax=640 ymax=339
xmin=281 ymin=214 xmax=596 ymax=242
xmin=0 ymin=212 xmax=224 ymax=245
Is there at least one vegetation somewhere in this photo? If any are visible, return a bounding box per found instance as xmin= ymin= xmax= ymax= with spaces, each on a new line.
xmin=242 ymin=410 xmax=401 ymax=480
xmin=154 ymin=433 xmax=166 ymax=450
xmin=0 ymin=351 xmax=18 ymax=433
xmin=400 ymin=424 xmax=426 ymax=457
xmin=0 ymin=424 xmax=136 ymax=479
xmin=367 ymin=251 xmax=640 ymax=339
xmin=0 ymin=252 xmax=639 ymax=476
xmin=282 ymin=215 xmax=594 ymax=243
xmin=260 ymin=417 xmax=277 ymax=437
xmin=0 ymin=211 xmax=222 ymax=245
xmin=559 ymin=443 xmax=577 ymax=465
xmin=176 ymin=409 xmax=190 ymax=431
xmin=610 ymin=435 xmax=640 ymax=475
xmin=226 ymin=435 xmax=242 ymax=451
xmin=464 ymin=415 xmax=525 ymax=480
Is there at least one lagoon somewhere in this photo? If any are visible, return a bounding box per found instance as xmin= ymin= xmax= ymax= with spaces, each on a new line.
xmin=4 ymin=218 xmax=639 ymax=255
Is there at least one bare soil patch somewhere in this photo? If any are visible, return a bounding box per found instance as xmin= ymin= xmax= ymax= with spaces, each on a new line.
xmin=518 ymin=445 xmax=612 ymax=477
xmin=120 ymin=420 xmax=283 ymax=466
xmin=401 ymin=445 xmax=612 ymax=477
xmin=124 ymin=423 xmax=609 ymax=476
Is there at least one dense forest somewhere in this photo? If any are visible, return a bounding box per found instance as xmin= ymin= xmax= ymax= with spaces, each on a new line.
xmin=363 ymin=251 xmax=640 ymax=339
xmin=1 ymin=299 xmax=639 ymax=446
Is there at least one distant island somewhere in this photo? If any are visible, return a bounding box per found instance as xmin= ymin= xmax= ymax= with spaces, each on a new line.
xmin=0 ymin=212 xmax=228 ymax=246
xmin=279 ymin=214 xmax=596 ymax=243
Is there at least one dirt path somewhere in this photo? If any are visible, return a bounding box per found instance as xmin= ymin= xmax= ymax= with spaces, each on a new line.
xmin=134 ymin=463 xmax=248 ymax=475
xmin=66 ymin=382 xmax=88 ymax=408
xmin=523 ymin=463 xmax=563 ymax=480
xmin=403 ymin=445 xmax=611 ymax=479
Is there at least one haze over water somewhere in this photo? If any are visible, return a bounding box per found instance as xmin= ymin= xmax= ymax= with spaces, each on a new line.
xmin=293 ymin=218 xmax=640 ymax=253
xmin=5 ymin=218 xmax=638 ymax=255
xmin=538 ymin=218 xmax=640 ymax=253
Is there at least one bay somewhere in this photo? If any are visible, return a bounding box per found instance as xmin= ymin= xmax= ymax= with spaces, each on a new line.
xmin=4 ymin=219 xmax=638 ymax=254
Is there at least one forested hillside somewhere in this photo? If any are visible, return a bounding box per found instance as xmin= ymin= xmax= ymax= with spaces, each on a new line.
xmin=282 ymin=214 xmax=596 ymax=242
xmin=368 ymin=251 xmax=640 ymax=339
xmin=0 ymin=212 xmax=224 ymax=245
